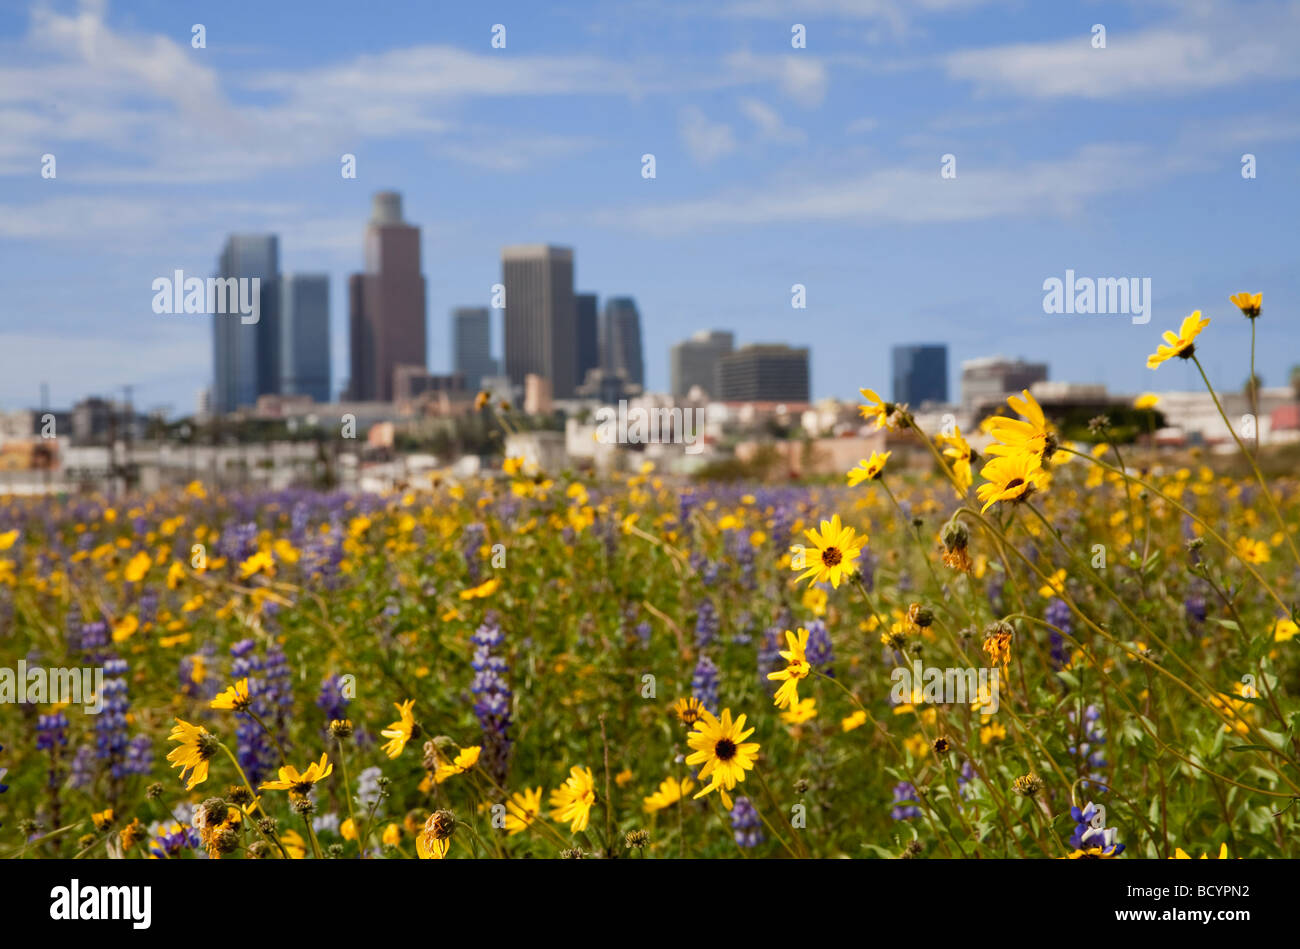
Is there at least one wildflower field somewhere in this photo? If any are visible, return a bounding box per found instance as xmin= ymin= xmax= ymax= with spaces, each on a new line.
xmin=2 ymin=298 xmax=1299 ymax=860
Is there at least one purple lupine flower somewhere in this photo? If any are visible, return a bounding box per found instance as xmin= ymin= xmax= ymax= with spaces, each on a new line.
xmin=463 ymin=523 xmax=486 ymax=582
xmin=694 ymin=598 xmax=718 ymax=649
xmin=1069 ymin=801 xmax=1125 ymax=856
xmin=317 ymin=674 xmax=351 ymax=724
xmin=757 ymin=625 xmax=783 ymax=689
xmin=692 ymin=654 xmax=719 ymax=713
xmin=730 ymin=796 xmax=765 ymax=848
xmin=470 ymin=611 xmax=512 ymax=786
xmin=1068 ymin=704 xmax=1108 ymax=788
xmin=731 ymin=611 xmax=753 ymax=646
xmin=891 ymin=781 xmax=921 ymax=820
xmin=37 ymin=711 xmax=68 ymax=752
xmin=230 ymin=639 xmax=274 ymax=783
xmin=66 ymin=744 xmax=95 ymax=791
xmin=805 ymin=619 xmax=834 ymax=676
xmin=858 ymin=547 xmax=877 ymax=591
xmin=1045 ymin=597 xmax=1072 ymax=669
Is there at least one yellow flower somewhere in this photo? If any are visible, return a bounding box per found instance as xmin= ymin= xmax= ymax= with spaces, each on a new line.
xmin=280 ymin=829 xmax=307 ymax=859
xmin=340 ymin=818 xmax=358 ymax=840
xmin=975 ymin=451 xmax=1044 ymax=513
xmin=980 ymin=720 xmax=1007 ymax=745
xmin=503 ymin=787 xmax=544 ymax=835
xmin=382 ymin=823 xmax=402 ymax=846
xmin=123 ymin=550 xmax=152 ymax=583
xmin=801 ymin=585 xmax=827 ymax=617
xmin=781 ymin=696 xmax=817 ymax=725
xmin=209 ymin=678 xmax=252 ymax=712
xmin=857 ymin=388 xmax=899 ymax=430
xmin=1229 ymin=291 xmax=1261 ymax=318
xmin=986 ymin=390 xmax=1055 ymax=464
xmin=0 ymin=529 xmax=19 ymax=551
xmin=841 ymin=709 xmax=868 ymax=732
xmin=1038 ymin=568 xmax=1067 ymax=599
xmin=166 ymin=719 xmax=219 ymax=791
xmin=846 ymin=451 xmax=891 ymax=486
xmin=983 ymin=627 xmax=1012 ymax=672
xmin=1172 ymin=843 xmax=1230 ymax=859
xmin=643 ymin=776 xmax=695 ymax=813
xmin=1234 ymin=536 xmax=1270 ymax=565
xmin=685 ymin=708 xmax=760 ymax=809
xmin=1274 ymin=617 xmax=1299 ymax=643
xmin=380 ymin=700 xmax=419 ymax=758
xmin=238 ymin=550 xmax=275 ymax=579
xmin=1133 ymin=392 xmax=1160 ymax=410
xmin=766 ymin=627 xmax=812 ymax=709
xmin=549 ymin=766 xmax=597 ymax=833
xmin=91 ymin=808 xmax=115 ymax=831
xmin=111 ymin=614 xmax=139 ymax=643
xmin=1147 ymin=310 xmax=1210 ymax=369
xmin=434 ymin=746 xmax=481 ymax=783
xmin=938 ymin=426 xmax=974 ymax=494
xmin=416 ymin=810 xmax=456 ymax=859
xmin=672 ymin=696 xmax=707 ymax=727
xmin=459 ymin=576 xmax=500 ymax=600
xmin=792 ymin=514 xmax=866 ymax=589
xmin=259 ymin=753 xmax=333 ymax=797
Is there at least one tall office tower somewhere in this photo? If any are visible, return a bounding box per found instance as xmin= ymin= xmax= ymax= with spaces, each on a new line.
xmin=213 ymin=234 xmax=280 ymax=414
xmin=347 ymin=192 xmax=427 ymax=402
xmin=600 ymin=297 xmax=644 ymax=388
xmin=502 ymin=244 xmax=577 ymax=399
xmin=670 ymin=330 xmax=734 ymax=398
xmin=891 ymin=344 xmax=949 ymax=407
xmin=715 ymin=343 xmax=810 ymax=403
xmin=453 ymin=306 xmax=495 ymax=392
xmin=575 ymin=293 xmax=600 ymax=386
xmin=961 ymin=356 xmax=1048 ymax=411
xmin=280 ymin=274 xmax=332 ymax=402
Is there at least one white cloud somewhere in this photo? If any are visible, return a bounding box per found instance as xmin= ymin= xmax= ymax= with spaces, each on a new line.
xmin=739 ymin=97 xmax=807 ymax=144
xmin=594 ymin=144 xmax=1168 ymax=235
xmin=679 ymin=106 xmax=737 ymax=164
xmin=723 ymin=51 xmax=829 ymax=107
xmin=946 ymin=5 xmax=1300 ymax=99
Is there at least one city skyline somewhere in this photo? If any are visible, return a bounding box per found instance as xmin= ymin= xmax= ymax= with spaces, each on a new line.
xmin=3 ymin=0 xmax=1299 ymax=417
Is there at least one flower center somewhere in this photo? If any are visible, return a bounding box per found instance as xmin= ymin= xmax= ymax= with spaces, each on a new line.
xmin=822 ymin=547 xmax=842 ymax=567
xmin=1005 ymin=478 xmax=1024 ymax=490
xmin=715 ymin=738 xmax=737 ymax=761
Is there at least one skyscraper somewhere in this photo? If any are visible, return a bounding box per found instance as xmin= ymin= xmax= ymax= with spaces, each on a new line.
xmin=280 ymin=274 xmax=331 ymax=402
xmin=671 ymin=330 xmax=734 ymax=398
xmin=961 ymin=356 xmax=1048 ymax=411
xmin=600 ymin=297 xmax=644 ymax=388
xmin=715 ymin=344 xmax=809 ymax=403
xmin=575 ymin=293 xmax=600 ymax=386
xmin=452 ymin=306 xmax=496 ymax=392
xmin=212 ymin=234 xmax=279 ymax=414
xmin=502 ymin=245 xmax=577 ymax=399
xmin=347 ymin=192 xmax=427 ymax=402
xmin=891 ymin=344 xmax=949 ymax=407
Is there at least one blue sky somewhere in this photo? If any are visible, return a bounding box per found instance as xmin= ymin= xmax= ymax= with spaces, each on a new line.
xmin=2 ymin=0 xmax=1298 ymax=417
